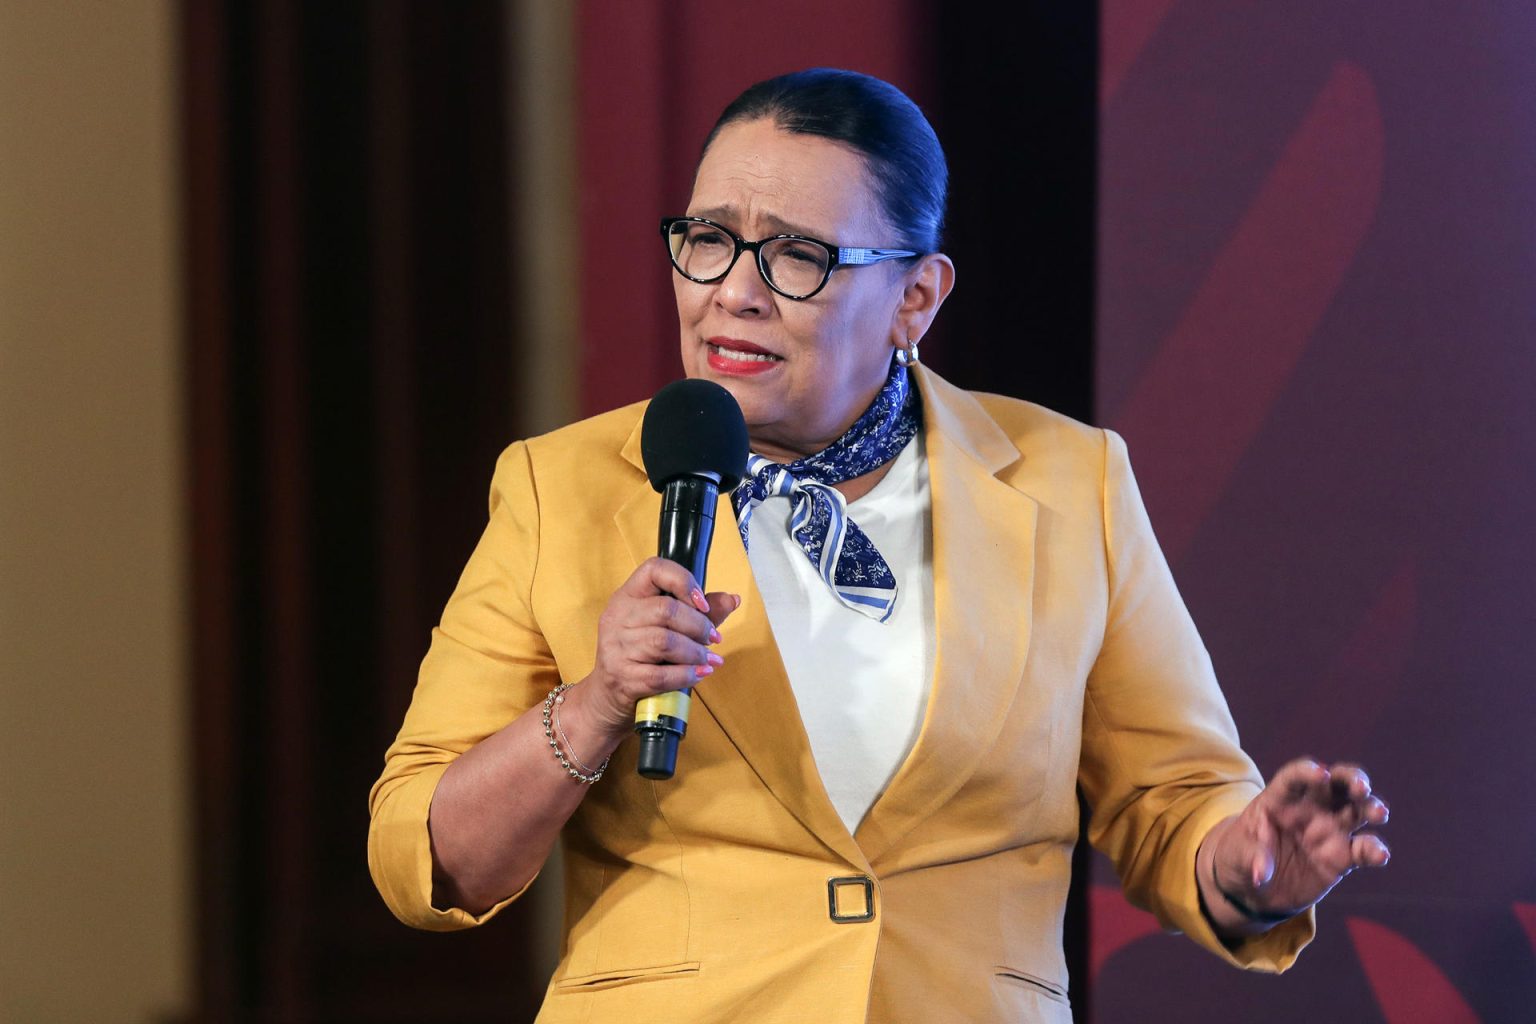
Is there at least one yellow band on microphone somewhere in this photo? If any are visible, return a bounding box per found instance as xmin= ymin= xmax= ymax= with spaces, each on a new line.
xmin=634 ymin=690 xmax=692 ymax=727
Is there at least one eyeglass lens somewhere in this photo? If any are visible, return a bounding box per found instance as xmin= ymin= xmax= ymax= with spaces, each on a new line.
xmin=666 ymin=221 xmax=830 ymax=298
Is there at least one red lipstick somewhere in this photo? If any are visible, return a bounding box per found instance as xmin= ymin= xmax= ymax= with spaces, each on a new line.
xmin=705 ymin=337 xmax=782 ymax=376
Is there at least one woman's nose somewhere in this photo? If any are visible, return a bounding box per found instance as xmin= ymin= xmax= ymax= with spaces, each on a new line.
xmin=714 ymin=249 xmax=772 ymax=316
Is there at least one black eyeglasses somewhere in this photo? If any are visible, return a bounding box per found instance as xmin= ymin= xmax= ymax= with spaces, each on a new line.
xmin=660 ymin=216 xmax=919 ymax=300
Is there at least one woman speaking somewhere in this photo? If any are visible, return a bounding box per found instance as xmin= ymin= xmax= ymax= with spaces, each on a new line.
xmin=369 ymin=69 xmax=1389 ymax=1023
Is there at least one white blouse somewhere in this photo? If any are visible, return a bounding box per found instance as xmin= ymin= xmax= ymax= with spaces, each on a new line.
xmin=742 ymin=436 xmax=936 ymax=835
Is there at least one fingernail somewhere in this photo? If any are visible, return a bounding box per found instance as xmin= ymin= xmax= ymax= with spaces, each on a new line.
xmin=691 ymin=588 xmax=709 ymax=612
xmin=695 ymin=664 xmax=714 ymax=678
xmin=709 ymin=627 xmax=722 ymax=644
xmin=706 ymin=652 xmax=724 ymax=666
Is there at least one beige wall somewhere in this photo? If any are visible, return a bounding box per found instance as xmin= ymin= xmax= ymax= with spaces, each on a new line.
xmin=506 ymin=0 xmax=578 ymax=975
xmin=508 ymin=0 xmax=579 ymax=437
xmin=0 ymin=3 xmax=191 ymax=1022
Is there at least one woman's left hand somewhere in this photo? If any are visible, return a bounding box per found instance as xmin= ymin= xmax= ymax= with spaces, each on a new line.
xmin=1197 ymin=758 xmax=1391 ymax=935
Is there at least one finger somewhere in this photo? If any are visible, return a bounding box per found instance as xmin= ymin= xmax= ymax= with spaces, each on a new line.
xmin=633 ymin=594 xmax=719 ymax=646
xmin=622 ymin=557 xmax=708 ymax=612
xmin=1341 ymin=795 xmax=1390 ymax=832
xmin=1351 ymin=832 xmax=1391 ymax=868
xmin=1250 ymin=844 xmax=1275 ymax=891
xmin=1328 ymin=762 xmax=1373 ymax=807
xmin=630 ymin=659 xmax=721 ymax=695
xmin=705 ymin=591 xmax=741 ymax=629
xmin=1323 ymin=765 xmax=1380 ymax=831
xmin=630 ymin=624 xmax=723 ymax=669
xmin=1249 ymin=810 xmax=1276 ymax=889
xmin=1269 ymin=757 xmax=1330 ymax=803
xmin=1211 ymin=810 xmax=1263 ymax=895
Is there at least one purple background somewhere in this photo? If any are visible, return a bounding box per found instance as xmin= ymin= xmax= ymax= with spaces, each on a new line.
xmin=1093 ymin=3 xmax=1536 ymax=1021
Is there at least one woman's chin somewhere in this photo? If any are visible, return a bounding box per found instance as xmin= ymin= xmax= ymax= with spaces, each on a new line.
xmin=680 ymin=363 xmax=789 ymax=442
xmin=731 ymin=395 xmax=777 ymax=432
xmin=698 ymin=375 xmax=769 ymax=415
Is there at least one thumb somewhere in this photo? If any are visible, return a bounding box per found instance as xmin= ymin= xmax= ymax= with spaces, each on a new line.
xmin=705 ymin=592 xmax=742 ymax=628
xmin=1250 ymin=813 xmax=1276 ymax=890
xmin=1251 ymin=845 xmax=1275 ymax=890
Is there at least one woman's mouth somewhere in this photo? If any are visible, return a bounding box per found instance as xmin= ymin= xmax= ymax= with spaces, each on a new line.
xmin=707 ymin=341 xmax=783 ymax=375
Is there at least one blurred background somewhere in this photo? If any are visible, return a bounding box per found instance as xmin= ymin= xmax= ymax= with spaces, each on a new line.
xmin=1 ymin=1 xmax=1531 ymax=1021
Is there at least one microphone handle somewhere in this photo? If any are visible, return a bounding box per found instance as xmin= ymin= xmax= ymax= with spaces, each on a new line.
xmin=635 ymin=475 xmax=719 ymax=779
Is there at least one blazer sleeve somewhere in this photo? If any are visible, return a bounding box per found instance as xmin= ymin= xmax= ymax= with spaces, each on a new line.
xmin=367 ymin=440 xmax=561 ymax=930
xmin=1078 ymin=428 xmax=1315 ymax=970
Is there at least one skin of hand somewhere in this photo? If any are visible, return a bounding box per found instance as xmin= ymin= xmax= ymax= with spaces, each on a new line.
xmin=1196 ymin=758 xmax=1391 ymax=937
xmin=580 ymin=556 xmax=742 ymax=745
xmin=427 ymin=557 xmax=739 ymax=914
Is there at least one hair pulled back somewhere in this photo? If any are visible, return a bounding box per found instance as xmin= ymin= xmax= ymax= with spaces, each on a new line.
xmin=703 ymin=68 xmax=948 ymax=253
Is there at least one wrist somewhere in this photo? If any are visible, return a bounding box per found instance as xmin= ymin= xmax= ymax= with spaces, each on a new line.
xmin=558 ymin=678 xmax=633 ymax=759
xmin=1208 ymin=854 xmax=1297 ymax=926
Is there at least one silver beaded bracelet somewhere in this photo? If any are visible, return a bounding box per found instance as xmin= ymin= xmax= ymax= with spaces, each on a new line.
xmin=542 ymin=684 xmax=609 ymax=784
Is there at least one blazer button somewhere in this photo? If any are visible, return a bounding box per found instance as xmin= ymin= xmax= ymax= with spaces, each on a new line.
xmin=827 ymin=875 xmax=876 ymax=923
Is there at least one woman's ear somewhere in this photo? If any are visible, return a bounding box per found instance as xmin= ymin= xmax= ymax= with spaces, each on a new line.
xmin=891 ymin=253 xmax=956 ymax=347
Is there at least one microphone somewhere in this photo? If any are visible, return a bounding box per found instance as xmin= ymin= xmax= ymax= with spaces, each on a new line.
xmin=635 ymin=378 xmax=748 ymax=780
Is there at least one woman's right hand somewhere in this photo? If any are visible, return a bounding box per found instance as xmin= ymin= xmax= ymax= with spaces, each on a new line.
xmin=580 ymin=557 xmax=741 ymax=742
xmin=426 ymin=558 xmax=740 ymax=914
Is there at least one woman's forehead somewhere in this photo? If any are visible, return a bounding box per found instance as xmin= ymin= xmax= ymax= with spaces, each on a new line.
xmin=688 ymin=119 xmax=884 ymax=238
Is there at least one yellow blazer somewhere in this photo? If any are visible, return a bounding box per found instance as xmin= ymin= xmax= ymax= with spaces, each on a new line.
xmin=369 ymin=366 xmax=1312 ymax=1023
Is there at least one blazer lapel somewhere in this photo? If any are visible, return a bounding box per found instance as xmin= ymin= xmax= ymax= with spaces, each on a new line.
xmin=855 ymin=367 xmax=1039 ymax=865
xmin=613 ymin=418 xmax=870 ymax=869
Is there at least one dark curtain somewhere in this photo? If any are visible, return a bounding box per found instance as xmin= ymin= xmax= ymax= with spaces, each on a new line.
xmin=926 ymin=6 xmax=1098 ymax=423
xmin=181 ymin=2 xmax=542 ymax=1019
xmin=929 ymin=7 xmax=1099 ymax=1019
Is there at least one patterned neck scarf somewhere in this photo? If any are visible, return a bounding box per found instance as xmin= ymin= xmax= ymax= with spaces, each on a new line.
xmin=731 ymin=361 xmax=922 ymax=622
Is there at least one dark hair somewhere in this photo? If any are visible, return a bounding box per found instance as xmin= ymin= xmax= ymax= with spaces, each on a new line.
xmin=702 ymin=68 xmax=947 ymax=253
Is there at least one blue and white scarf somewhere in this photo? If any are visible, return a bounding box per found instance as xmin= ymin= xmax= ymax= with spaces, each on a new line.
xmin=731 ymin=361 xmax=921 ymax=622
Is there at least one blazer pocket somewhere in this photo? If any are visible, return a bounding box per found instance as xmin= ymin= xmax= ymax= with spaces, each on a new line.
xmin=554 ymin=960 xmax=701 ymax=993
xmin=994 ymin=965 xmax=1070 ymax=1006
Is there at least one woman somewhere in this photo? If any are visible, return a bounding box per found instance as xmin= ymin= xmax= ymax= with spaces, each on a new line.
xmin=369 ymin=69 xmax=1389 ymax=1023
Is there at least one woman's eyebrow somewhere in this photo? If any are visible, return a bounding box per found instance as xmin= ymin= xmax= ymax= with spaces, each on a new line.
xmin=689 ymin=205 xmax=826 ymax=239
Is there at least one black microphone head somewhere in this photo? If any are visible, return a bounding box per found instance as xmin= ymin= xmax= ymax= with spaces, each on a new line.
xmin=641 ymin=378 xmax=749 ymax=491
